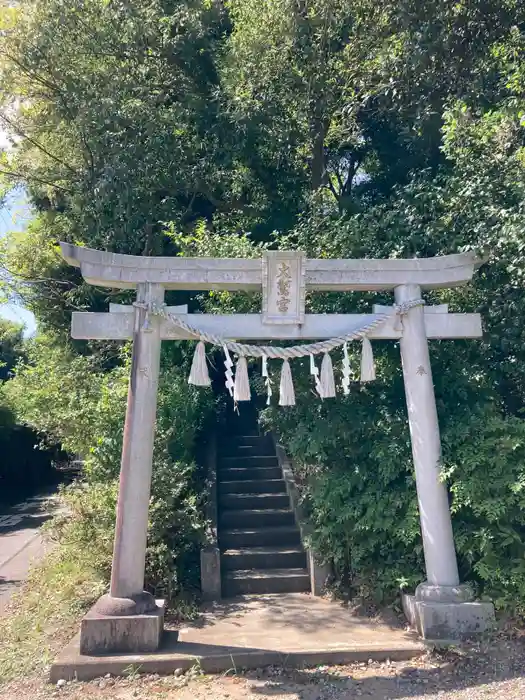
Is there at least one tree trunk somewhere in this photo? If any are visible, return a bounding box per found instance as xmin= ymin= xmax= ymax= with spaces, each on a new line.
xmin=310 ymin=117 xmax=327 ymax=191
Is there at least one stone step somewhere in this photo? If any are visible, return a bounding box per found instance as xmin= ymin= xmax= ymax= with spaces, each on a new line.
xmin=233 ymin=435 xmax=268 ymax=446
xmin=219 ymin=493 xmax=291 ymax=510
xmin=221 ymin=546 xmax=307 ymax=571
xmin=220 ymin=508 xmax=295 ymax=529
xmin=219 ymin=455 xmax=278 ymax=468
xmin=222 ymin=568 xmax=310 ymax=596
xmin=220 ymin=466 xmax=282 ymax=481
xmin=219 ymin=443 xmax=275 ymax=458
xmin=218 ymin=479 xmax=287 ymax=495
xmin=220 ymin=526 xmax=301 ymax=549
xmin=221 ymin=433 xmax=273 ymax=448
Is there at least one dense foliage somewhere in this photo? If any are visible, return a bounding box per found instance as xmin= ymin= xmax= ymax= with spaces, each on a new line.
xmin=1 ymin=0 xmax=525 ymax=610
xmin=0 ymin=317 xmax=24 ymax=380
xmin=0 ymin=319 xmax=60 ymax=502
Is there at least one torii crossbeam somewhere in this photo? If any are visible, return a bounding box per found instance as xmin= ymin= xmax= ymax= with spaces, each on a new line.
xmin=60 ymin=243 xmax=494 ymax=654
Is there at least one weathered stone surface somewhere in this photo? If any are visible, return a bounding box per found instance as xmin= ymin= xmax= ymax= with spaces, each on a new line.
xmin=71 ymin=310 xmax=483 ymax=342
xmin=415 ymin=582 xmax=473 ymax=604
xmin=200 ymin=546 xmax=221 ymax=601
xmin=51 ymin=593 xmax=423 ymax=682
xmin=307 ymin=550 xmax=331 ymax=597
xmin=109 ymin=282 xmax=164 ymax=600
xmin=395 ymin=284 xmax=461 ymax=590
xmin=402 ymin=594 xmax=495 ymax=641
xmin=60 ymin=242 xmax=481 ymax=291
xmin=200 ymin=435 xmax=221 ymax=601
xmin=80 ymin=599 xmax=165 ymax=655
xmin=92 ymin=592 xmax=157 ymax=616
xmin=262 ymin=250 xmax=305 ymax=325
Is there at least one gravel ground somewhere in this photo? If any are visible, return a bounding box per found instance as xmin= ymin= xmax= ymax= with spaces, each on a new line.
xmin=2 ymin=638 xmax=525 ymax=699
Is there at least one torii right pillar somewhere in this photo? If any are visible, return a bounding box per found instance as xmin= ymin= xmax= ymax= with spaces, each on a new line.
xmin=395 ymin=284 xmax=495 ymax=640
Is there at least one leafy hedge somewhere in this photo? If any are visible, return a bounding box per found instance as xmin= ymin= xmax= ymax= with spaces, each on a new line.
xmin=262 ymin=372 xmax=525 ymax=612
xmin=0 ymin=319 xmax=61 ymax=503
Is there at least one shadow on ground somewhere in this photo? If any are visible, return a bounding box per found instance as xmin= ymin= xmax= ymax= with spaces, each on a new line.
xmin=0 ymin=576 xmax=21 ymax=591
xmin=187 ymin=594 xmax=405 ymax=635
xmin=0 ymin=495 xmax=57 ymax=537
xmin=241 ymin=640 xmax=525 ymax=698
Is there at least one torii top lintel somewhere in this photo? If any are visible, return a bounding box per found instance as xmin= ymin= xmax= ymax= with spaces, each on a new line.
xmin=59 ymin=242 xmax=481 ymax=292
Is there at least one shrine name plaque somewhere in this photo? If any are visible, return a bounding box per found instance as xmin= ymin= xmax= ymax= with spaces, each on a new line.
xmin=262 ymin=251 xmax=306 ymax=325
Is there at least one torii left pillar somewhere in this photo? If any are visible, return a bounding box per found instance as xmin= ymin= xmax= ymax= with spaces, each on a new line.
xmin=79 ymin=282 xmax=166 ymax=655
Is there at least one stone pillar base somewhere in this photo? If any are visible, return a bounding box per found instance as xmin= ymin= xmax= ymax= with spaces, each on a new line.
xmin=80 ymin=598 xmax=166 ymax=655
xmin=402 ymin=593 xmax=495 ymax=641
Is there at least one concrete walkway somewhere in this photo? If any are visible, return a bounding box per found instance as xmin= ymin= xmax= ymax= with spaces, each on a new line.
xmin=0 ymin=494 xmax=58 ymax=614
xmin=51 ymin=593 xmax=424 ymax=682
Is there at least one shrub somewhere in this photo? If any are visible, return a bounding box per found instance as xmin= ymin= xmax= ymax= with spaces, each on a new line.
xmin=262 ymin=357 xmax=525 ymax=613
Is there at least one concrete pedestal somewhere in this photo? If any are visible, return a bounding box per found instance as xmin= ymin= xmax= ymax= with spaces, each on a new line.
xmin=402 ymin=584 xmax=495 ymax=642
xmin=80 ymin=598 xmax=166 ymax=655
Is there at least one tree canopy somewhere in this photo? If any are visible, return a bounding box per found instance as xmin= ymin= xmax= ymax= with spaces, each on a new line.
xmin=0 ymin=1 xmax=524 ymax=332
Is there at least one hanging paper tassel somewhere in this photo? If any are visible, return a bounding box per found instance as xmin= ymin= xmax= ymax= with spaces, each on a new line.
xmin=279 ymin=359 xmax=295 ymax=406
xmin=262 ymin=355 xmax=272 ymax=405
xmin=319 ymin=352 xmax=336 ymax=398
xmin=188 ymin=340 xmax=211 ymax=386
xmin=341 ymin=342 xmax=351 ymax=396
xmin=224 ymin=345 xmax=234 ymax=397
xmin=309 ymin=353 xmax=322 ymax=397
xmin=360 ymin=336 xmax=376 ymax=382
xmin=234 ymin=355 xmax=251 ymax=401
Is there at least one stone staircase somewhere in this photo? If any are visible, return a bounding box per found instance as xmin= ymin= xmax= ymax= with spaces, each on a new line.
xmin=217 ymin=416 xmax=310 ymax=597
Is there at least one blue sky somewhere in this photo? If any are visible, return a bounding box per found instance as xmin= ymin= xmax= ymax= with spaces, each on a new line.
xmin=0 ymin=188 xmax=38 ymax=335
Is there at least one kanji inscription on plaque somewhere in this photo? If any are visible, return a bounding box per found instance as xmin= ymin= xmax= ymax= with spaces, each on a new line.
xmin=262 ymin=250 xmax=305 ymax=325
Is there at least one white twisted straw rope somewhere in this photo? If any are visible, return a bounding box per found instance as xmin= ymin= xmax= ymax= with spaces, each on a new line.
xmin=392 ymin=299 xmax=426 ymax=331
xmin=395 ymin=299 xmax=425 ymax=315
xmin=140 ymin=299 xmax=425 ymax=359
xmin=149 ymin=304 xmax=382 ymax=358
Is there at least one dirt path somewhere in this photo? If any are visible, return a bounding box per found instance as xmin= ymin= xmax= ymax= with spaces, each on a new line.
xmin=0 ymin=494 xmax=58 ymax=614
xmin=3 ymin=638 xmax=525 ymax=700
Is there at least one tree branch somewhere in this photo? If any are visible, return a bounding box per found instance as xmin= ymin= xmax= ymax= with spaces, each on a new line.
xmin=0 ymin=50 xmax=64 ymax=97
xmin=1 ymin=51 xmax=96 ymax=178
xmin=0 ymin=168 xmax=74 ymax=193
xmin=342 ymin=158 xmax=360 ymax=197
xmin=197 ymin=180 xmax=257 ymax=214
xmin=0 ymin=112 xmax=78 ymax=175
xmin=334 ymin=166 xmax=344 ymax=193
xmin=324 ymin=176 xmax=339 ymax=201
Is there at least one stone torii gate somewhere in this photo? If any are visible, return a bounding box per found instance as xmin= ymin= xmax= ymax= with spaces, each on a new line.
xmin=60 ymin=243 xmax=494 ymax=654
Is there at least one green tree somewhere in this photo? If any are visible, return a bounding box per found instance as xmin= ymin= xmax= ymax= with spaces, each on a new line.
xmin=0 ymin=317 xmax=24 ymax=380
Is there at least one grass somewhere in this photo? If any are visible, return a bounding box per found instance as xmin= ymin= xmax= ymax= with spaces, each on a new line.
xmin=0 ymin=541 xmax=105 ymax=684
xmin=0 ymin=500 xmax=199 ymax=689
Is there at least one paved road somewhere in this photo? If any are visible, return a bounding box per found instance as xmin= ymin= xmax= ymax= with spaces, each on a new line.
xmin=0 ymin=493 xmax=58 ymax=614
